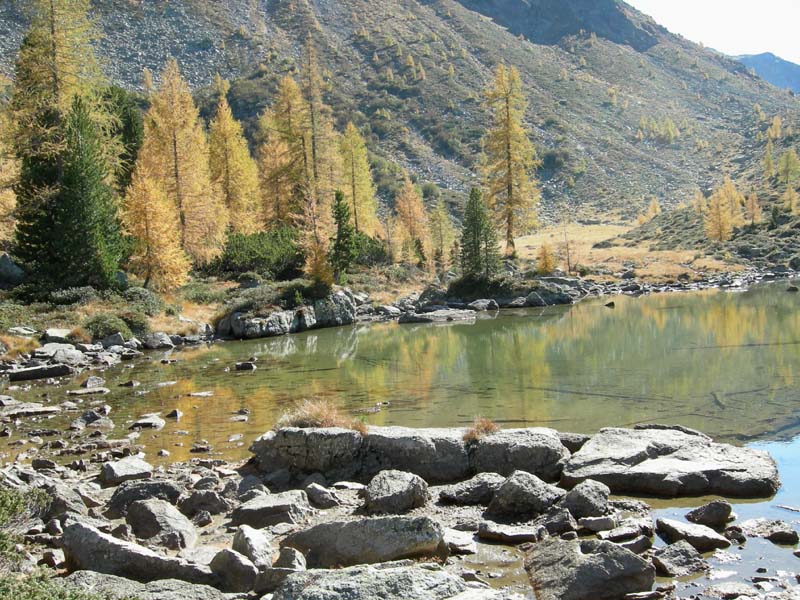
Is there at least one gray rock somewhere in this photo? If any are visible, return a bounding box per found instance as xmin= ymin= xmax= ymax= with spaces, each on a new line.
xmin=304 ymin=483 xmax=340 ymax=508
xmin=0 ymin=253 xmax=25 ymax=285
xmin=230 ymin=490 xmax=312 ymax=527
xmin=377 ymin=305 xmax=402 ymax=316
xmin=44 ymin=328 xmax=73 ymax=343
xmin=618 ymin=535 xmax=652 ymax=555
xmin=467 ymin=299 xmax=499 ymax=311
xmin=64 ymin=571 xmax=228 ymax=600
xmin=525 ymin=283 xmax=573 ymax=307
xmin=562 ymin=479 xmax=610 ymax=519
xmin=126 ymin=499 xmax=197 ymax=549
xmin=272 ymin=563 xmax=466 ymax=600
xmin=477 ymin=520 xmax=544 ymax=544
xmin=106 ymin=480 xmax=183 ymax=518
xmin=274 ymin=546 xmax=307 ymax=569
xmin=143 ymin=332 xmax=174 ymax=350
xmin=470 ymin=428 xmax=569 ymax=481
xmin=562 ymin=425 xmax=780 ymax=497
xmin=282 ymin=515 xmax=446 ymax=568
xmin=364 ymin=470 xmax=429 ymax=514
xmin=577 ymin=515 xmax=617 ymax=533
xmin=685 ymin=500 xmax=733 ymax=528
xmin=487 ymin=471 xmax=566 ymax=519
xmin=0 ymin=400 xmax=61 ymax=418
xmin=524 ymin=538 xmax=655 ymax=600
xmin=534 ymin=507 xmax=578 ymax=536
xmin=101 ymin=332 xmax=126 ymax=348
xmin=177 ymin=490 xmax=233 ymax=516
xmin=8 ymin=363 xmax=74 ymax=382
xmin=398 ymin=309 xmax=476 ymax=324
xmin=42 ymin=482 xmax=88 ymax=520
xmin=62 ymin=522 xmax=214 ymax=585
xmin=438 ymin=473 xmax=506 ymax=505
xmin=443 ymin=528 xmax=477 ymax=555
xmin=655 ymin=518 xmax=731 ymax=552
xmin=313 ymin=291 xmax=357 ymax=327
xmin=100 ymin=457 xmax=153 ymax=486
xmin=652 ymin=540 xmax=707 ymax=577
xmin=232 ymin=524 xmax=274 ymax=568
xmin=292 ymin=307 xmax=316 ymax=331
xmin=740 ymin=518 xmax=799 ymax=545
xmin=209 ymin=548 xmax=257 ymax=593
xmin=129 ymin=414 xmax=166 ymax=430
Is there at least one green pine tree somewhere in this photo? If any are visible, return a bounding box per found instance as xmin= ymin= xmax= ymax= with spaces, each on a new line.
xmin=330 ymin=190 xmax=357 ymax=283
xmin=460 ymin=187 xmax=500 ymax=279
xmin=104 ymin=85 xmax=144 ymax=193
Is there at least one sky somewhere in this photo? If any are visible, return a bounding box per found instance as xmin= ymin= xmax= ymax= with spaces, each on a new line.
xmin=627 ymin=0 xmax=800 ymax=64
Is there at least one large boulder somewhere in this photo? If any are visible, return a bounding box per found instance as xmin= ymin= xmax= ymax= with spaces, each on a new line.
xmin=100 ymin=457 xmax=153 ymax=486
xmin=282 ymin=516 xmax=446 ymax=568
xmin=64 ymin=571 xmax=228 ymax=600
xmin=524 ymin=538 xmax=655 ymax=600
xmin=562 ymin=479 xmax=610 ymax=519
xmin=685 ymin=500 xmax=733 ymax=528
xmin=230 ymin=490 xmax=312 ymax=527
xmin=143 ymin=332 xmax=174 ymax=350
xmin=487 ymin=471 xmax=566 ymax=519
xmin=652 ymin=540 xmax=707 ymax=577
xmin=562 ymin=425 xmax=780 ymax=497
xmin=313 ymin=291 xmax=357 ymax=327
xmin=62 ymin=522 xmax=215 ymax=585
xmin=364 ymin=470 xmax=429 ymax=514
xmin=272 ymin=563 xmax=466 ymax=600
xmin=177 ymin=490 xmax=234 ymax=517
xmin=231 ymin=310 xmax=295 ymax=339
xmin=233 ymin=524 xmax=275 ymax=568
xmin=655 ymin=518 xmax=731 ymax=552
xmin=470 ymin=428 xmax=569 ymax=482
xmin=525 ymin=282 xmax=574 ymax=307
xmin=438 ymin=472 xmax=506 ymax=505
xmin=209 ymin=548 xmax=258 ymax=593
xmin=105 ymin=480 xmax=183 ymax=518
xmin=126 ymin=498 xmax=197 ymax=549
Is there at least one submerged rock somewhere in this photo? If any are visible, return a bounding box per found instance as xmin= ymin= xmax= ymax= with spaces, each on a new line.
xmin=740 ymin=518 xmax=799 ymax=545
xmin=562 ymin=425 xmax=779 ymax=497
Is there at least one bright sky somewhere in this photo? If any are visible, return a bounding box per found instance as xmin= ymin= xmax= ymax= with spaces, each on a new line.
xmin=627 ymin=0 xmax=800 ymax=64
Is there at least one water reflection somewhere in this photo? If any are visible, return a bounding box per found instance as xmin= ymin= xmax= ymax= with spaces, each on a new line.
xmin=1 ymin=280 xmax=798 ymax=463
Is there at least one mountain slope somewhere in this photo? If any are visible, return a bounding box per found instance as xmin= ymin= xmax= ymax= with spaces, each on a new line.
xmin=738 ymin=53 xmax=800 ymax=93
xmin=1 ymin=0 xmax=798 ymax=222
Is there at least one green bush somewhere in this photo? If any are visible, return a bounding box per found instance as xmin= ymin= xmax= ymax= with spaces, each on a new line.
xmin=82 ymin=314 xmax=132 ymax=341
xmin=207 ymin=228 xmax=304 ymax=280
xmin=1 ymin=487 xmax=47 ymax=570
xmin=179 ymin=282 xmax=226 ymax=304
xmin=117 ymin=311 xmax=149 ymax=337
xmin=446 ymin=274 xmax=515 ymax=301
xmin=48 ymin=287 xmax=99 ymax=306
xmin=0 ymin=573 xmax=115 ymax=600
xmin=353 ymin=234 xmax=392 ymax=267
xmin=123 ymin=287 xmax=163 ymax=316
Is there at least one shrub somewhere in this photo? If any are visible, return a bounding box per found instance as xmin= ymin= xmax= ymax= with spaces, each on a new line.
xmin=123 ymin=287 xmax=163 ymax=316
xmin=463 ymin=416 xmax=501 ymax=442
xmin=237 ymin=272 xmax=263 ymax=288
xmin=447 ymin=274 xmax=515 ymax=301
xmin=208 ymin=228 xmax=304 ymax=280
xmin=275 ymin=398 xmax=368 ymax=435
xmin=48 ymin=287 xmax=99 ymax=306
xmin=180 ymin=282 xmax=226 ymax=304
xmin=117 ymin=310 xmax=149 ymax=336
xmin=1 ymin=487 xmax=47 ymax=571
xmin=353 ymin=234 xmax=392 ymax=267
xmin=0 ymin=573 xmax=113 ymax=600
xmin=82 ymin=314 xmax=132 ymax=341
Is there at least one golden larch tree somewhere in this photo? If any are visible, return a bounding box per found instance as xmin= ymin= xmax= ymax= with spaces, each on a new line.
xmin=692 ymin=189 xmax=707 ymax=213
xmin=764 ymin=138 xmax=774 ymax=183
xmin=744 ymin=193 xmax=762 ymax=225
xmin=0 ymin=94 xmax=18 ymax=243
xmin=704 ymin=184 xmax=736 ymax=242
xmin=536 ymin=242 xmax=556 ymax=275
xmin=122 ymin=166 xmax=191 ymax=291
xmin=782 ymin=186 xmax=798 ymax=215
xmin=777 ymin=149 xmax=800 ymax=186
xmin=209 ymin=75 xmax=260 ymax=234
xmin=427 ymin=198 xmax=456 ymax=272
xmin=394 ymin=175 xmax=430 ymax=265
xmin=137 ymin=59 xmax=227 ymax=265
xmin=482 ymin=63 xmax=540 ymax=255
xmin=339 ymin=121 xmax=379 ymax=236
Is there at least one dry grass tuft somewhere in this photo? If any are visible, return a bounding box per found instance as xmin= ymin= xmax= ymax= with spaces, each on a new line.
xmin=276 ymin=398 xmax=368 ymax=435
xmin=0 ymin=335 xmax=40 ymax=358
xmin=463 ymin=416 xmax=501 ymax=442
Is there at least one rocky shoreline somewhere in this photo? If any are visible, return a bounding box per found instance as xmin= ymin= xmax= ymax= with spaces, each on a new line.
xmin=1 ymin=423 xmax=798 ymax=599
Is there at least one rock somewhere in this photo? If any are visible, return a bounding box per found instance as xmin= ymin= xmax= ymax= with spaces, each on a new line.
xmin=313 ymin=291 xmax=357 ymax=327
xmin=126 ymin=499 xmax=197 ymax=549
xmin=562 ymin=479 xmax=610 ymax=519
xmin=534 ymin=507 xmax=578 ymax=536
xmin=304 ymin=483 xmax=340 ymax=508
xmin=652 ymin=540 xmax=707 ymax=577
xmin=42 ymin=482 xmax=88 ymax=520
xmin=101 ymin=332 xmax=126 ymax=348
xmin=106 ymin=480 xmax=183 ymax=518
xmin=8 ymin=364 xmax=74 ymax=382
xmin=274 ymin=546 xmax=307 ymax=569
xmin=272 ymin=563 xmax=466 ymax=600
xmin=702 ymin=582 xmax=758 ymax=598
xmin=67 ymin=387 xmax=110 ymax=396
xmin=230 ymin=490 xmax=312 ymax=527
xmin=64 ymin=571 xmax=228 ymax=600
xmin=0 ymin=401 xmax=61 ymax=418
xmin=0 ymin=253 xmax=25 ymax=285
xmin=143 ymin=332 xmax=174 ymax=350
xmin=438 ymin=473 xmax=506 ymax=505
xmin=100 ymin=457 xmax=153 ymax=486
xmin=740 ymin=518 xmax=799 ymax=545
xmin=293 ymin=306 xmax=316 ymax=331
xmin=524 ymin=538 xmax=655 ymax=600
xmin=364 ymin=470 xmax=429 ymax=514
xmin=618 ymin=535 xmax=652 ymax=555
xmin=233 ymin=525 xmax=275 ymax=568
xmin=655 ymin=518 xmax=731 ymax=552
xmin=44 ymin=328 xmax=73 ymax=343
xmin=470 ymin=428 xmax=569 ymax=481
xmin=487 ymin=471 xmax=566 ymax=519
xmin=62 ymin=522 xmax=214 ymax=585
xmin=477 ymin=520 xmax=544 ymax=544
xmin=209 ymin=548 xmax=257 ymax=593
xmin=467 ymin=299 xmax=499 ymax=311
xmin=685 ymin=500 xmax=733 ymax=528
xmin=525 ymin=283 xmax=573 ymax=307
xmin=444 ymin=528 xmax=477 ymax=554
xmin=597 ymin=524 xmax=641 ymax=542
xmin=235 ymin=361 xmax=257 ymax=371
xmin=578 ymin=515 xmax=617 ymax=533
xmin=177 ymin=490 xmax=233 ymax=516
xmin=282 ymin=515 xmax=445 ymax=568
xmin=398 ymin=309 xmax=476 ymax=324
xmin=377 ymin=305 xmax=402 ymax=316
xmin=82 ymin=375 xmax=106 ymax=388
xmin=129 ymin=414 xmax=166 ymax=430
xmin=562 ymin=425 xmax=780 ymax=497
xmin=558 ymin=432 xmax=590 ymax=453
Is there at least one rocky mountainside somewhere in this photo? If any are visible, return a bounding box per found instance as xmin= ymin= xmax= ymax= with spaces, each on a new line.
xmin=738 ymin=53 xmax=800 ymax=94
xmin=1 ymin=0 xmax=798 ymax=220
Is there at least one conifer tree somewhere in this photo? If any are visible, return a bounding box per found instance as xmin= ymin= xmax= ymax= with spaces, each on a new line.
xmin=209 ymin=75 xmax=260 ymax=234
xmin=329 ymin=190 xmax=357 ymax=283
xmin=764 ymin=138 xmax=775 ymax=183
xmin=137 ymin=59 xmax=227 ymax=265
xmin=339 ymin=122 xmax=378 ymax=236
xmin=395 ymin=175 xmax=430 ymax=265
xmin=777 ymin=149 xmax=800 ymax=186
xmin=428 ymin=198 xmax=456 ymax=273
xmin=744 ymin=193 xmax=762 ymax=226
xmin=705 ymin=187 xmax=734 ymax=243
xmin=782 ymin=186 xmax=798 ymax=215
xmin=256 ymin=130 xmax=294 ymax=226
xmin=104 ymin=85 xmax=144 ymax=193
xmin=0 ymin=99 xmax=18 ymax=244
xmin=482 ymin=64 xmax=540 ymax=256
xmin=692 ymin=189 xmax=707 ymax=213
xmin=536 ymin=243 xmax=556 ymax=275
xmin=460 ymin=187 xmax=499 ymax=278
xmin=122 ymin=165 xmax=190 ymax=291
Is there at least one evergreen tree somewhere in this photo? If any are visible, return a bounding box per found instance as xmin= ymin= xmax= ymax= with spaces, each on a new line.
xmin=104 ymin=86 xmax=144 ymax=193
xmin=122 ymin=165 xmax=190 ymax=291
xmin=460 ymin=187 xmax=499 ymax=278
xmin=136 ymin=59 xmax=227 ymax=265
xmin=777 ymin=149 xmax=800 ymax=186
xmin=209 ymin=76 xmax=260 ymax=234
xmin=428 ymin=198 xmax=456 ymax=274
xmin=329 ymin=190 xmax=357 ymax=283
xmin=339 ymin=122 xmax=378 ymax=236
xmin=394 ymin=175 xmax=430 ymax=266
xmin=0 ymin=91 xmax=18 ymax=244
xmin=482 ymin=63 xmax=540 ymax=256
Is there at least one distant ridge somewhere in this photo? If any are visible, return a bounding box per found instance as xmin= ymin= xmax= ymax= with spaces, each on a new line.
xmin=737 ymin=52 xmax=800 ymax=93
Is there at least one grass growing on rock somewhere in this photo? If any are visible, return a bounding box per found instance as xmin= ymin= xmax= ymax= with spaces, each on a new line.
xmin=463 ymin=416 xmax=501 ymax=442
xmin=276 ymin=398 xmax=368 ymax=436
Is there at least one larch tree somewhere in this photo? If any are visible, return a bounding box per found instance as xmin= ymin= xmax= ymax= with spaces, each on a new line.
xmin=777 ymin=149 xmax=800 ymax=186
xmin=428 ymin=198 xmax=456 ymax=274
xmin=394 ymin=174 xmax=430 ymax=266
xmin=704 ymin=185 xmax=735 ymax=243
xmin=692 ymin=189 xmax=707 ymax=214
xmin=536 ymin=242 xmax=556 ymax=275
xmin=764 ymin=138 xmax=775 ymax=183
xmin=744 ymin=193 xmax=762 ymax=226
xmin=339 ymin=122 xmax=378 ymax=236
xmin=482 ymin=63 xmax=540 ymax=256
xmin=782 ymin=186 xmax=798 ymax=215
xmin=0 ymin=96 xmax=18 ymax=244
xmin=460 ymin=187 xmax=500 ymax=279
xmin=136 ymin=59 xmax=227 ymax=266
xmin=209 ymin=76 xmax=260 ymax=234
xmin=122 ymin=165 xmax=190 ymax=291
